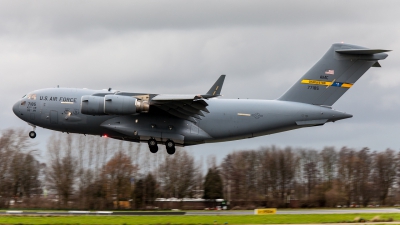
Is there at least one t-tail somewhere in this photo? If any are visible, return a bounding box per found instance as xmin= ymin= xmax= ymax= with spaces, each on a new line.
xmin=278 ymin=43 xmax=390 ymax=106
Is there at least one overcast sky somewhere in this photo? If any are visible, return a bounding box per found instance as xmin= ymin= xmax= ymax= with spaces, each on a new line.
xmin=1 ymin=0 xmax=400 ymax=162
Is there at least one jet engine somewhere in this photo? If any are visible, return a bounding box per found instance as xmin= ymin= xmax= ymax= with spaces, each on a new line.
xmin=81 ymin=95 xmax=149 ymax=115
xmin=81 ymin=96 xmax=105 ymax=115
xmin=104 ymin=95 xmax=149 ymax=115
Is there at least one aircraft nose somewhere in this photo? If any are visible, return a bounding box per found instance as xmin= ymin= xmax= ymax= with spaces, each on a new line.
xmin=12 ymin=101 xmax=20 ymax=116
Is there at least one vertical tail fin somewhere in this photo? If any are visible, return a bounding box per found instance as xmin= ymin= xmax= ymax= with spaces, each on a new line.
xmin=278 ymin=43 xmax=390 ymax=106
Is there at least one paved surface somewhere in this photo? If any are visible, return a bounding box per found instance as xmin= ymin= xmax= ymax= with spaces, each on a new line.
xmin=1 ymin=208 xmax=399 ymax=216
xmin=186 ymin=208 xmax=400 ymax=215
xmin=278 ymin=208 xmax=400 ymax=215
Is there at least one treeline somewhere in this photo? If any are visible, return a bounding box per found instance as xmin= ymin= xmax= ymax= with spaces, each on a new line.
xmin=0 ymin=128 xmax=203 ymax=209
xmin=221 ymin=146 xmax=399 ymax=208
xmin=1 ymin=128 xmax=400 ymax=209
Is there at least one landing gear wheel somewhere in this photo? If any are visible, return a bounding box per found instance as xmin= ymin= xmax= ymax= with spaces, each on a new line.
xmin=165 ymin=140 xmax=176 ymax=155
xmin=29 ymin=131 xmax=36 ymax=139
xmin=149 ymin=146 xmax=158 ymax=153
xmin=148 ymin=138 xmax=158 ymax=153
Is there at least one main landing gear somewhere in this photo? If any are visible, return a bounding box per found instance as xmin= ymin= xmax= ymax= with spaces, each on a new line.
xmin=147 ymin=139 xmax=176 ymax=155
xmin=165 ymin=140 xmax=176 ymax=155
xmin=148 ymin=138 xmax=158 ymax=153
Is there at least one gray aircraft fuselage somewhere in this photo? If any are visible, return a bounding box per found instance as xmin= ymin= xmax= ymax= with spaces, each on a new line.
xmin=13 ymin=88 xmax=350 ymax=145
xmin=12 ymin=43 xmax=390 ymax=154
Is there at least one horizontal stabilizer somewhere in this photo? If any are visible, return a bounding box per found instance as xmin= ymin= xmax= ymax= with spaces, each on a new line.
xmin=336 ymin=49 xmax=391 ymax=55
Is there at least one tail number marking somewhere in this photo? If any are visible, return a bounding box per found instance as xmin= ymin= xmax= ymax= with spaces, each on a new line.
xmin=307 ymin=86 xmax=319 ymax=90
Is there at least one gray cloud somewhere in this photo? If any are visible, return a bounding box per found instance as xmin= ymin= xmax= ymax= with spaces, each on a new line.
xmin=1 ymin=1 xmax=399 ymax=35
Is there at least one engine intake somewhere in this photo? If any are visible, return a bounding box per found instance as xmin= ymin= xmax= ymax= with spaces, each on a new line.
xmin=81 ymin=96 xmax=105 ymax=115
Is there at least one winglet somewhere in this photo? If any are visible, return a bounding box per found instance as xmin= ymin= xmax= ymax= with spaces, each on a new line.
xmin=203 ymin=75 xmax=226 ymax=98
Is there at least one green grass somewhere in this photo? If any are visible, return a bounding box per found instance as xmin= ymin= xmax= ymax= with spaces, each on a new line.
xmin=0 ymin=213 xmax=399 ymax=225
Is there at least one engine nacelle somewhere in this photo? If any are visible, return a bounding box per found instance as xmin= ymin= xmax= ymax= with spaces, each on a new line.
xmin=81 ymin=95 xmax=105 ymax=115
xmin=104 ymin=95 xmax=149 ymax=115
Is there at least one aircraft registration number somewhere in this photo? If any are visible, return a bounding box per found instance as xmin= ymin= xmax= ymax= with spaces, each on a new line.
xmin=308 ymin=86 xmax=319 ymax=90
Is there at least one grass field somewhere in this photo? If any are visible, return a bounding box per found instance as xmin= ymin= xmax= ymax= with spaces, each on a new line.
xmin=0 ymin=213 xmax=399 ymax=225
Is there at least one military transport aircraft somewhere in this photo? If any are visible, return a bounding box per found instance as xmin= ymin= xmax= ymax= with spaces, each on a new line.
xmin=12 ymin=43 xmax=390 ymax=155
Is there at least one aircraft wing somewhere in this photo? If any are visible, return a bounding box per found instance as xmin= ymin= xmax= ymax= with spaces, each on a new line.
xmin=151 ymin=97 xmax=209 ymax=123
xmin=151 ymin=94 xmax=203 ymax=101
xmin=150 ymin=75 xmax=225 ymax=122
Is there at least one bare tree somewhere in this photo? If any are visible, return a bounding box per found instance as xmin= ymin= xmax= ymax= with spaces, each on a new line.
xmin=158 ymin=149 xmax=199 ymax=198
xmin=46 ymin=132 xmax=77 ymax=206
xmin=244 ymin=150 xmax=260 ymax=202
xmin=258 ymin=148 xmax=274 ymax=206
xmin=103 ymin=150 xmax=136 ymax=209
xmin=133 ymin=173 xmax=158 ymax=209
xmin=275 ymin=147 xmax=299 ymax=204
xmin=300 ymin=149 xmax=320 ymax=200
xmin=372 ymin=149 xmax=398 ymax=205
xmin=337 ymin=147 xmax=357 ymax=206
xmin=203 ymin=167 xmax=223 ymax=208
xmin=320 ymin=147 xmax=337 ymax=189
xmin=355 ymin=148 xmax=372 ymax=206
xmin=20 ymin=153 xmax=42 ymax=198
xmin=221 ymin=152 xmax=248 ymax=201
xmin=0 ymin=128 xmax=41 ymax=208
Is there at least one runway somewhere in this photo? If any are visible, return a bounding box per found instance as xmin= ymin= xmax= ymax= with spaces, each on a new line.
xmin=186 ymin=208 xmax=400 ymax=215
xmin=1 ymin=208 xmax=399 ymax=216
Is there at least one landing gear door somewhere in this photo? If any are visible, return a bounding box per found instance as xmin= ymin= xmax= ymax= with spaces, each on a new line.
xmin=162 ymin=133 xmax=184 ymax=145
xmin=139 ymin=130 xmax=162 ymax=143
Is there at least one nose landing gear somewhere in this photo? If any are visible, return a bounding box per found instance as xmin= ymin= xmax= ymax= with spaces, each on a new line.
xmin=29 ymin=131 xmax=36 ymax=139
xmin=28 ymin=123 xmax=36 ymax=139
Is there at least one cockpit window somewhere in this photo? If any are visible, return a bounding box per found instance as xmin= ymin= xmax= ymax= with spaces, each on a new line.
xmin=27 ymin=94 xmax=36 ymax=100
xmin=21 ymin=101 xmax=26 ymax=106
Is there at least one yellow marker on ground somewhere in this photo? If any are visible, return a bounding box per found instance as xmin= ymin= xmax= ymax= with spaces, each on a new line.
xmin=254 ymin=208 xmax=277 ymax=215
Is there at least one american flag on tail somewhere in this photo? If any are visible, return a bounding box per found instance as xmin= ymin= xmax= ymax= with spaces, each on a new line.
xmin=325 ymin=69 xmax=334 ymax=75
